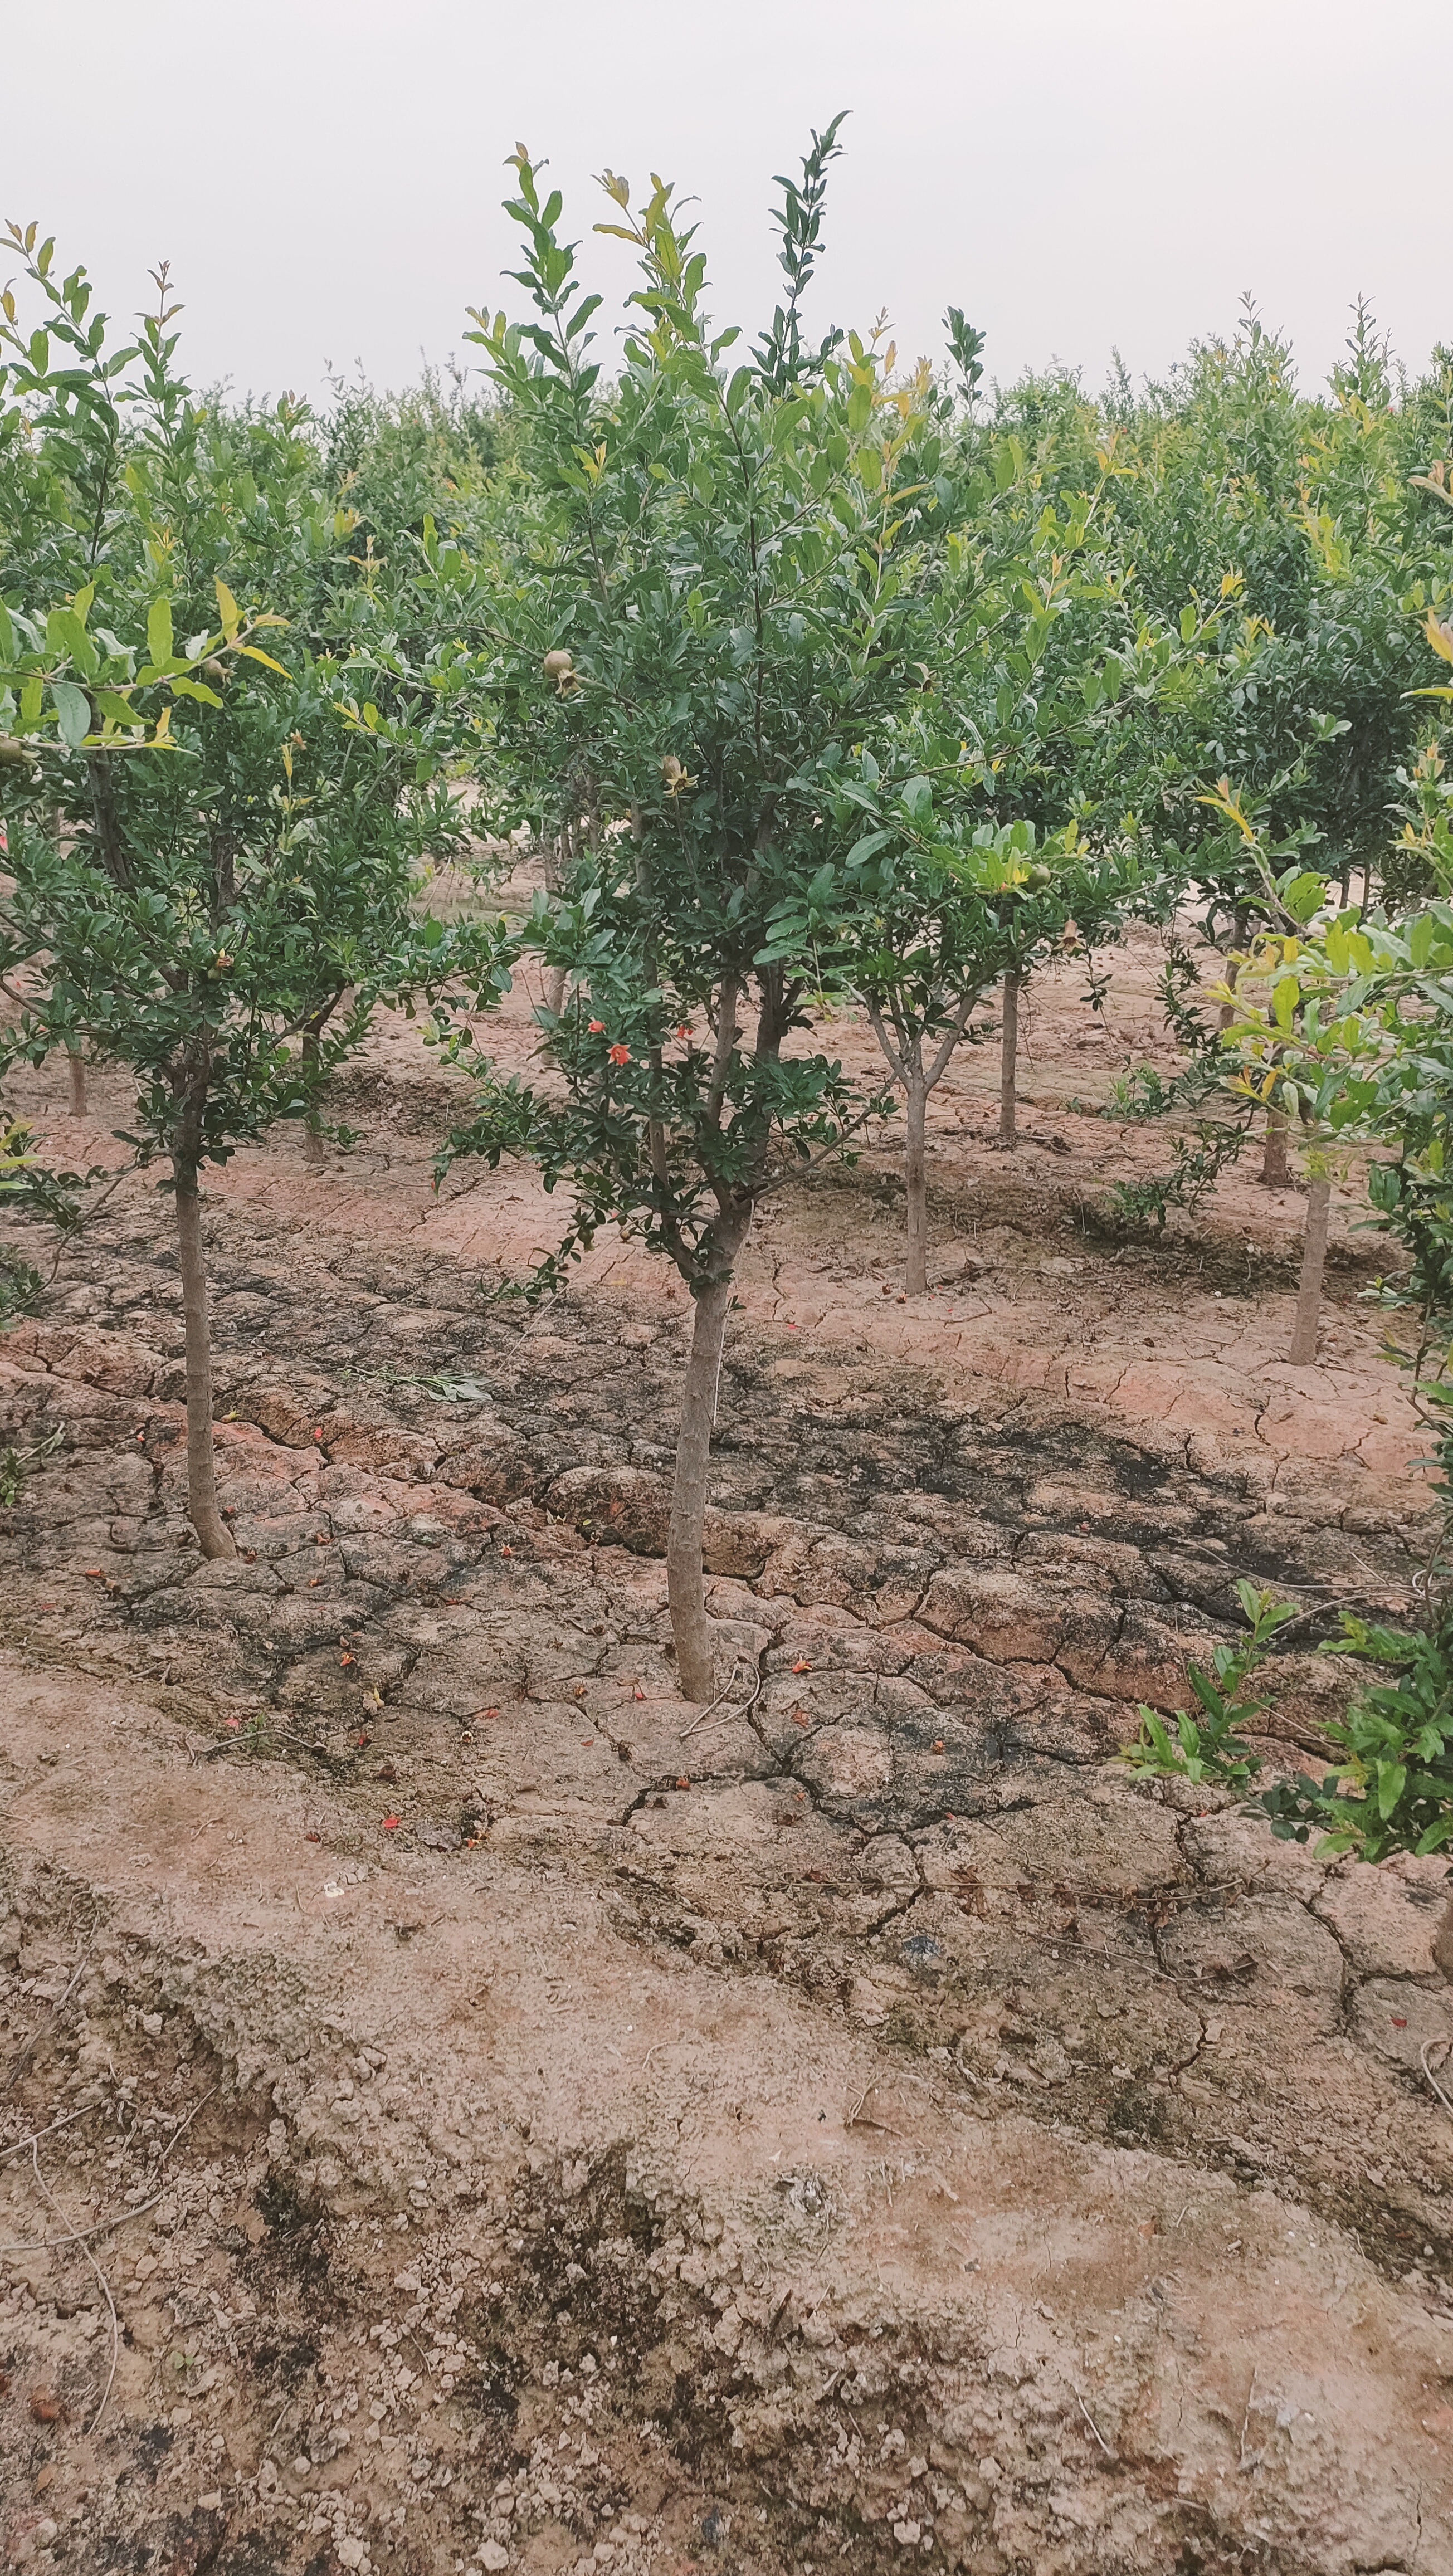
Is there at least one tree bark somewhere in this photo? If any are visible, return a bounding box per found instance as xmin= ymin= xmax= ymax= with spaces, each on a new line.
xmin=667 ymin=1217 xmax=747 ymax=1700
xmin=999 ymin=973 xmax=1019 ymax=1146
xmin=301 ymin=1021 xmax=325 ymax=1168
xmin=66 ymin=1047 xmax=87 ymax=1118
xmin=85 ymin=748 xmax=128 ymax=886
xmin=543 ymin=827 xmax=569 ymax=1021
xmin=173 ymin=1154 xmax=236 ymax=1561
xmin=905 ymin=1072 xmax=929 ymax=1294
xmin=1260 ymin=1110 xmax=1290 ymax=1188
xmin=1289 ymin=1173 xmax=1332 ymax=1366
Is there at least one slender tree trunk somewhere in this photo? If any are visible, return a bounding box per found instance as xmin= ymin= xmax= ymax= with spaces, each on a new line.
xmin=66 ymin=1047 xmax=87 ymax=1118
xmin=667 ymin=1218 xmax=747 ymax=1701
xmin=543 ymin=827 xmax=569 ymax=1020
xmin=1434 ymin=1894 xmax=1453 ymax=1981
xmin=85 ymin=749 xmax=128 ymax=884
xmin=173 ymin=1152 xmax=236 ymax=1561
xmin=632 ymin=809 xmax=669 ymax=1191
xmin=905 ymin=1071 xmax=929 ymax=1294
xmin=999 ymin=972 xmax=1019 ymax=1146
xmin=1289 ymin=1173 xmax=1332 ymax=1366
xmin=1260 ymin=1109 xmax=1290 ymax=1188
xmin=301 ymin=1023 xmax=325 ymax=1168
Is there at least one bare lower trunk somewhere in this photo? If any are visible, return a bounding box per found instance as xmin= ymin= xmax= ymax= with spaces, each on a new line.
xmin=173 ymin=1160 xmax=236 ymax=1561
xmin=667 ymin=1223 xmax=746 ymax=1701
xmin=301 ymin=1025 xmax=325 ymax=1168
xmin=905 ymin=1074 xmax=928 ymax=1294
xmin=1260 ymin=1110 xmax=1290 ymax=1188
xmin=66 ymin=1047 xmax=86 ymax=1118
xmin=1289 ymin=1174 xmax=1332 ymax=1366
xmin=999 ymin=973 xmax=1019 ymax=1147
xmin=1434 ymin=1894 xmax=1453 ymax=1982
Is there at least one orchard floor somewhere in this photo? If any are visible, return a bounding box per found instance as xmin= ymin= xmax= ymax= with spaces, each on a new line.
xmin=5 ymin=916 xmax=1453 ymax=2576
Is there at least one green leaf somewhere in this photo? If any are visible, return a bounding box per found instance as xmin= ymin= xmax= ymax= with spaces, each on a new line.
xmin=847 ymin=829 xmax=893 ymax=869
xmin=51 ymin=680 xmax=90 ymax=748
xmin=147 ymin=597 xmax=174 ymax=669
xmin=1374 ymin=1761 xmax=1407 ymax=1821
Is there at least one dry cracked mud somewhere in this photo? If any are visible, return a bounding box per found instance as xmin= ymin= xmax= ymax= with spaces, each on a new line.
xmin=4 ymin=935 xmax=1453 ymax=2576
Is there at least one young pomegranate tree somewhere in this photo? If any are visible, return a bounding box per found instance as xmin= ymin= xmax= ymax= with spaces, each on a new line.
xmin=445 ymin=137 xmax=984 ymax=1697
xmin=0 ymin=233 xmax=501 ymax=1557
xmin=771 ymin=791 xmax=1134 ymax=1289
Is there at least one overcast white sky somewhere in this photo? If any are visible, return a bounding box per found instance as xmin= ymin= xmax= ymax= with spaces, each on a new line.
xmin=4 ymin=1 xmax=1447 ymax=412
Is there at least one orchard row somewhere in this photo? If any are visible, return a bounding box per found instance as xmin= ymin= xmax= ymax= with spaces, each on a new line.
xmin=3 ymin=134 xmax=1453 ymax=1861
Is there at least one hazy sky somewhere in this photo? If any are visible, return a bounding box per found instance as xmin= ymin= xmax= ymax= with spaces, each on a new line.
xmin=4 ymin=1 xmax=1446 ymax=412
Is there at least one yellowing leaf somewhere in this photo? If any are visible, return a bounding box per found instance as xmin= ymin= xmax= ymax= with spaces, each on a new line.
xmin=214 ymin=578 xmax=241 ymax=642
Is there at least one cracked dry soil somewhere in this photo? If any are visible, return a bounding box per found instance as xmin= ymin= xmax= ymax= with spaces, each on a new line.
xmin=5 ymin=982 xmax=1453 ymax=2576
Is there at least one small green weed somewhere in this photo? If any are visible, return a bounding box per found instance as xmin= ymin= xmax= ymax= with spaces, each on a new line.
xmin=1118 ymin=1582 xmax=1299 ymax=1787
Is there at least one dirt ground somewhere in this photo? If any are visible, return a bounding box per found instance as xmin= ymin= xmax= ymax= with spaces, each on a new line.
xmin=5 ymin=903 xmax=1453 ymax=2576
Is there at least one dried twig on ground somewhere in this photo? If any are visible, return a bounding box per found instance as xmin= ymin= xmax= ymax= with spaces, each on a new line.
xmin=1074 ymin=2386 xmax=1116 ymax=2461
xmin=0 ymin=2101 xmax=101 ymax=2166
xmin=1421 ymin=2037 xmax=1453 ymax=2124
xmin=2 ymin=1923 xmax=98 ymax=2095
xmin=27 ymin=2141 xmax=119 ymax=2434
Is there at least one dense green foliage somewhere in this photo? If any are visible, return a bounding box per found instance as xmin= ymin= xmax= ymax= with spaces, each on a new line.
xmin=0 ymin=223 xmax=503 ymax=1551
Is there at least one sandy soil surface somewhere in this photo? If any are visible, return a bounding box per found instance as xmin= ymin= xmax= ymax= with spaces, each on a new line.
xmin=4 ymin=907 xmax=1453 ymax=2576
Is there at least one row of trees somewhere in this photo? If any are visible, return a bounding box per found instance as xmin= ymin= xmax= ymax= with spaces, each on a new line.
xmin=4 ymin=139 xmax=1453 ymax=1784
xmin=0 ymin=225 xmax=503 ymax=1552
xmin=1123 ymin=686 xmax=1453 ymax=1892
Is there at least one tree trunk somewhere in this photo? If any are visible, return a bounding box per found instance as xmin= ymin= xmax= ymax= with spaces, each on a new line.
xmin=1289 ymin=1173 xmax=1332 ymax=1366
xmin=543 ymin=827 xmax=569 ymax=1020
xmin=1260 ymin=1110 xmax=1290 ymax=1188
xmin=301 ymin=1023 xmax=325 ymax=1169
xmin=66 ymin=1047 xmax=87 ymax=1118
xmin=905 ymin=1072 xmax=929 ymax=1294
xmin=667 ymin=1221 xmax=747 ymax=1700
xmin=173 ymin=1158 xmax=236 ymax=1561
xmin=999 ymin=973 xmax=1019 ymax=1147
xmin=85 ymin=748 xmax=128 ymax=885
